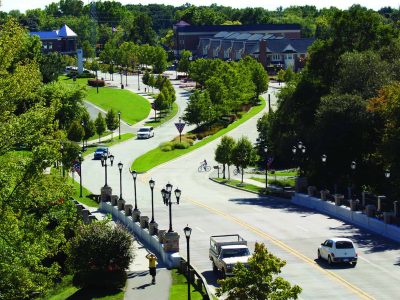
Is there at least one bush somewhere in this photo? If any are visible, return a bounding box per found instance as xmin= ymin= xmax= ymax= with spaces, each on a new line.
xmin=73 ymin=270 xmax=127 ymax=289
xmin=173 ymin=141 xmax=190 ymax=149
xmin=88 ymin=79 xmax=105 ymax=87
xmin=160 ymin=141 xmax=174 ymax=152
xmin=67 ymin=70 xmax=95 ymax=79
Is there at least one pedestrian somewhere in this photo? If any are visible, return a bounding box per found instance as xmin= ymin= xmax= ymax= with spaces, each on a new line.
xmin=146 ymin=252 xmax=158 ymax=284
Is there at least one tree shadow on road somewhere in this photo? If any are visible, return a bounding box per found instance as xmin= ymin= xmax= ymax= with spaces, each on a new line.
xmin=228 ymin=196 xmax=317 ymax=216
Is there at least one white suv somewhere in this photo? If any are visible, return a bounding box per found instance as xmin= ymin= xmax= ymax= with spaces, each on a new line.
xmin=318 ymin=238 xmax=358 ymax=267
xmin=137 ymin=126 xmax=154 ymax=139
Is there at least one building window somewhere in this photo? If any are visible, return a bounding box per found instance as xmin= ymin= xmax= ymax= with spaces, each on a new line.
xmin=213 ymin=48 xmax=218 ymax=57
xmin=236 ymin=51 xmax=241 ymax=60
xmin=48 ymin=43 xmax=53 ymax=50
xmin=272 ymin=54 xmax=281 ymax=61
xmin=286 ymin=54 xmax=293 ymax=60
xmin=203 ymin=47 xmax=208 ymax=56
xmin=224 ymin=49 xmax=230 ymax=59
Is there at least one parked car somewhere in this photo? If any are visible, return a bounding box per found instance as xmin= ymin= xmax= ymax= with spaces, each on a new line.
xmin=137 ymin=126 xmax=154 ymax=139
xmin=318 ymin=238 xmax=358 ymax=267
xmin=93 ymin=147 xmax=110 ymax=160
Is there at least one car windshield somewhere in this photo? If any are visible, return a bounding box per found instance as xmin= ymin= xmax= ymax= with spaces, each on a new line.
xmin=221 ymin=248 xmax=250 ymax=258
xmin=96 ymin=148 xmax=107 ymax=153
xmin=336 ymin=241 xmax=354 ymax=249
xmin=138 ymin=128 xmax=150 ymax=132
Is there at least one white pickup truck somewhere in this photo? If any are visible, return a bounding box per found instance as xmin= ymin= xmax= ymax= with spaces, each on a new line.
xmin=209 ymin=234 xmax=251 ymax=278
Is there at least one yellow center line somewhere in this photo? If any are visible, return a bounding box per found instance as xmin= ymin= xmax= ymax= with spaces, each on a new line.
xmin=188 ymin=197 xmax=374 ymax=300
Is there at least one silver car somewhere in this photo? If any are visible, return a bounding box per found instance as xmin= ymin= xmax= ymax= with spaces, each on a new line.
xmin=137 ymin=126 xmax=154 ymax=139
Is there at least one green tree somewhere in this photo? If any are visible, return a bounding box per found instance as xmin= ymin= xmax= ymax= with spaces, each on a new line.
xmin=152 ymin=46 xmax=167 ymax=74
xmin=67 ymin=120 xmax=84 ymax=142
xmin=67 ymin=221 xmax=134 ymax=289
xmin=215 ymin=136 xmax=236 ymax=179
xmin=40 ymin=52 xmax=66 ymax=83
xmin=142 ymin=70 xmax=150 ymax=86
xmin=231 ymin=136 xmax=256 ymax=184
xmin=95 ymin=112 xmax=106 ymax=142
xmin=183 ymin=90 xmax=213 ymax=127
xmin=216 ymin=242 xmax=302 ymax=299
xmin=105 ymin=109 xmax=119 ymax=139
xmin=178 ymin=50 xmax=192 ymax=75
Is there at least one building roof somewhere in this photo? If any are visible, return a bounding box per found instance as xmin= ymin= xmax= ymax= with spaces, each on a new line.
xmin=265 ymin=38 xmax=315 ymax=53
xmin=30 ymin=24 xmax=77 ymax=40
xmin=177 ymin=23 xmax=301 ymax=33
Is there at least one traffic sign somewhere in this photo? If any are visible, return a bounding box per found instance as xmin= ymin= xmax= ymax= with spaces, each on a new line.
xmin=175 ymin=122 xmax=185 ymax=133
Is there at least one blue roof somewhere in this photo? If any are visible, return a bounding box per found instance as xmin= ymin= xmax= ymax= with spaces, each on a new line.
xmin=30 ymin=24 xmax=77 ymax=40
xmin=177 ymin=24 xmax=301 ymax=33
xmin=30 ymin=30 xmax=59 ymax=40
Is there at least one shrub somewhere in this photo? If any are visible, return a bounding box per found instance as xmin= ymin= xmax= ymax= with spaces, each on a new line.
xmin=67 ymin=70 xmax=95 ymax=78
xmin=173 ymin=141 xmax=190 ymax=149
xmin=160 ymin=141 xmax=174 ymax=152
xmin=88 ymin=79 xmax=105 ymax=87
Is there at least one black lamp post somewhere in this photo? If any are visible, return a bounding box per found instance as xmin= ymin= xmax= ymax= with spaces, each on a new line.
xmin=264 ymin=145 xmax=268 ymax=191
xmin=292 ymin=141 xmax=306 ymax=175
xmin=81 ymin=121 xmax=85 ymax=152
xmin=130 ymin=169 xmax=139 ymax=211
xmin=384 ymin=169 xmax=390 ymax=200
xmin=149 ymin=178 xmax=155 ymax=223
xmin=161 ymin=183 xmax=181 ymax=233
xmin=118 ymin=162 xmax=123 ymax=200
xmin=118 ymin=111 xmax=121 ymax=140
xmin=350 ymin=161 xmax=357 ymax=199
xmin=79 ymin=152 xmax=83 ymax=197
xmin=100 ymin=153 xmax=114 ymax=186
xmin=137 ymin=65 xmax=140 ymax=90
xmin=183 ymin=225 xmax=192 ymax=300
xmin=321 ymin=154 xmax=327 ymax=190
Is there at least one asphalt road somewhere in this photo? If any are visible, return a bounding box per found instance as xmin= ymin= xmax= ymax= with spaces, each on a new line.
xmin=81 ymin=73 xmax=400 ymax=299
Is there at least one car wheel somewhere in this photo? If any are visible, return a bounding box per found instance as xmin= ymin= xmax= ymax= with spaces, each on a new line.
xmin=351 ymin=262 xmax=357 ymax=268
xmin=221 ymin=268 xmax=226 ymax=279
xmin=328 ymin=255 xmax=333 ymax=265
xmin=317 ymin=250 xmax=321 ymax=260
xmin=212 ymin=262 xmax=218 ymax=273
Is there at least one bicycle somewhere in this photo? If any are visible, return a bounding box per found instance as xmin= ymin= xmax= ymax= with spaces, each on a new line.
xmin=198 ymin=162 xmax=211 ymax=172
xmin=233 ymin=167 xmax=241 ymax=176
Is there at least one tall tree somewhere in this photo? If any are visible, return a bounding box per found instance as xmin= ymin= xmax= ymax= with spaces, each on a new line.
xmin=215 ymin=136 xmax=236 ymax=179
xmin=216 ymin=242 xmax=302 ymax=299
xmin=95 ymin=112 xmax=106 ymax=142
xmin=105 ymin=109 xmax=119 ymax=139
xmin=231 ymin=136 xmax=256 ymax=184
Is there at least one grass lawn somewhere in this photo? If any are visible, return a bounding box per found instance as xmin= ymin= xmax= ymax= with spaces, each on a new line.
xmin=250 ymin=176 xmax=295 ymax=187
xmin=86 ymin=88 xmax=150 ymax=125
xmin=70 ymin=176 xmax=98 ymax=208
xmin=58 ymin=75 xmax=151 ymax=125
xmin=169 ymin=269 xmax=205 ymax=300
xmin=132 ymin=98 xmax=266 ymax=172
xmin=214 ymin=178 xmax=265 ymax=194
xmin=39 ymin=275 xmax=124 ymax=300
xmin=145 ymin=102 xmax=178 ymax=127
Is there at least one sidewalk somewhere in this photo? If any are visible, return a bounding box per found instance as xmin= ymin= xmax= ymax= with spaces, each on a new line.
xmin=80 ymin=204 xmax=171 ymax=299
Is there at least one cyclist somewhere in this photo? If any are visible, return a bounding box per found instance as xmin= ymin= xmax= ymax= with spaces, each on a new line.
xmin=203 ymin=159 xmax=208 ymax=171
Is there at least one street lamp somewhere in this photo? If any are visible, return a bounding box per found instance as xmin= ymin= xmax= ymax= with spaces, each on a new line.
xmin=349 ymin=161 xmax=357 ymax=199
xmin=264 ymin=146 xmax=268 ymax=191
xmin=100 ymin=153 xmax=114 ymax=186
xmin=130 ymin=169 xmax=139 ymax=211
xmin=118 ymin=111 xmax=121 ymax=140
xmin=292 ymin=141 xmax=306 ymax=175
xmin=118 ymin=162 xmax=123 ymax=200
xmin=81 ymin=121 xmax=85 ymax=152
xmin=183 ymin=225 xmax=192 ymax=300
xmin=137 ymin=64 xmax=140 ymax=90
xmin=78 ymin=152 xmax=83 ymax=197
xmin=321 ymin=154 xmax=327 ymax=190
xmin=149 ymin=178 xmax=155 ymax=223
xmin=161 ymin=183 xmax=181 ymax=233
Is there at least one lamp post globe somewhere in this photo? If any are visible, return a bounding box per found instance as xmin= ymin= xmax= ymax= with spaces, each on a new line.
xmin=174 ymin=188 xmax=181 ymax=204
xmin=183 ymin=225 xmax=192 ymax=300
xmin=384 ymin=169 xmax=391 ymax=179
xmin=118 ymin=162 xmax=123 ymax=200
xmin=292 ymin=145 xmax=297 ymax=154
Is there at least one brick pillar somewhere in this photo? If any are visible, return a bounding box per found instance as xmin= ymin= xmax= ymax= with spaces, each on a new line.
xmin=164 ymin=231 xmax=180 ymax=252
xmin=100 ymin=185 xmax=112 ymax=202
xmin=259 ymin=39 xmax=267 ymax=68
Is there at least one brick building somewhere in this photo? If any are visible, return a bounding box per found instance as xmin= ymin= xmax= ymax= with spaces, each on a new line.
xmin=30 ymin=24 xmax=77 ymax=54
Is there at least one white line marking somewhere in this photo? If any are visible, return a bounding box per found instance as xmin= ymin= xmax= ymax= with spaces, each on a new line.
xmin=296 ymin=225 xmax=309 ymax=232
xmin=358 ymin=255 xmax=399 ymax=280
xmin=195 ymin=226 xmax=205 ymax=233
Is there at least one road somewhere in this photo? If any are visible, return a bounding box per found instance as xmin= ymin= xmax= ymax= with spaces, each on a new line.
xmin=81 ymin=73 xmax=400 ymax=299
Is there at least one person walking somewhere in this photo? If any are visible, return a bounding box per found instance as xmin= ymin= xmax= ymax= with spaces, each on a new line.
xmin=146 ymin=253 xmax=158 ymax=284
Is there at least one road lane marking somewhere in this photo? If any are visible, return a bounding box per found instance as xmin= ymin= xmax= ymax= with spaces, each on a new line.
xmin=358 ymin=255 xmax=399 ymax=281
xmin=196 ymin=226 xmax=205 ymax=233
xmin=296 ymin=225 xmax=309 ymax=232
xmin=188 ymin=197 xmax=375 ymax=300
